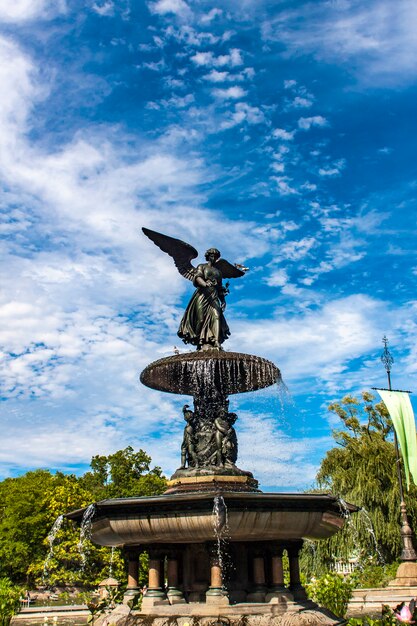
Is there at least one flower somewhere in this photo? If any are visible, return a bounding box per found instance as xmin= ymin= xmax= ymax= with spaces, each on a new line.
xmin=395 ymin=605 xmax=415 ymax=623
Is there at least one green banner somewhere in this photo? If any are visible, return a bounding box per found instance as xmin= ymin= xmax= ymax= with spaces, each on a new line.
xmin=377 ymin=389 xmax=417 ymax=490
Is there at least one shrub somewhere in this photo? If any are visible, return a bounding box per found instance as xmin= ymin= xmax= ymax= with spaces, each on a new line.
xmin=0 ymin=577 xmax=21 ymax=626
xmin=306 ymin=571 xmax=354 ymax=618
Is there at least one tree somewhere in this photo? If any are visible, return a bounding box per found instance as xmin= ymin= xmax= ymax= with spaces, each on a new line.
xmin=0 ymin=447 xmax=167 ymax=586
xmin=301 ymin=392 xmax=417 ymax=576
xmin=0 ymin=470 xmax=56 ymax=582
xmin=80 ymin=446 xmax=166 ymax=499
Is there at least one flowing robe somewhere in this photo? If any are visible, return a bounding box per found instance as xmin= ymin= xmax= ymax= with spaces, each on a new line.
xmin=178 ymin=263 xmax=230 ymax=348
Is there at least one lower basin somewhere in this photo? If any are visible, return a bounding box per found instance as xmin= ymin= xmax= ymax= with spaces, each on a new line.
xmin=66 ymin=491 xmax=355 ymax=547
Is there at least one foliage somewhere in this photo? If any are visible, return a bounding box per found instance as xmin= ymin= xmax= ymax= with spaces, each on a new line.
xmin=0 ymin=470 xmax=56 ymax=582
xmin=80 ymin=446 xmax=166 ymax=499
xmin=0 ymin=577 xmax=21 ymax=626
xmin=351 ymin=562 xmax=400 ymax=589
xmin=306 ymin=571 xmax=354 ymax=618
xmin=347 ymin=617 xmax=388 ymax=626
xmin=302 ymin=393 xmax=417 ymax=574
xmin=0 ymin=447 xmax=166 ymax=586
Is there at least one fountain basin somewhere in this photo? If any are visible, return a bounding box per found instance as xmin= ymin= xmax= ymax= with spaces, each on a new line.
xmin=66 ymin=491 xmax=354 ymax=547
xmin=140 ymin=351 xmax=280 ymax=395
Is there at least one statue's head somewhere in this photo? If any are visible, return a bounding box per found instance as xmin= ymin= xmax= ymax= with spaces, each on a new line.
xmin=205 ymin=248 xmax=221 ymax=262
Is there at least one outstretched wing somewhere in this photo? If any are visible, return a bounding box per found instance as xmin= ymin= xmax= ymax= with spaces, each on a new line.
xmin=142 ymin=227 xmax=198 ymax=281
xmin=215 ymin=258 xmax=246 ymax=279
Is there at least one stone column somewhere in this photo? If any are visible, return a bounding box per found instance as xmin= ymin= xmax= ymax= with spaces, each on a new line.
xmin=123 ymin=549 xmax=141 ymax=604
xmin=288 ymin=542 xmax=307 ymax=601
xmin=206 ymin=543 xmax=228 ymax=605
xmin=265 ymin=547 xmax=292 ymax=603
xmin=167 ymin=553 xmax=185 ymax=604
xmin=142 ymin=549 xmax=169 ymax=607
xmin=247 ymin=550 xmax=267 ymax=602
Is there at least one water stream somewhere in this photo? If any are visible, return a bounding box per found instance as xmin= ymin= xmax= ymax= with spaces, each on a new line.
xmin=109 ymin=546 xmax=115 ymax=578
xmin=212 ymin=495 xmax=231 ymax=584
xmin=42 ymin=515 xmax=64 ymax=584
xmin=338 ymin=498 xmax=384 ymax=566
xmin=77 ymin=503 xmax=96 ymax=569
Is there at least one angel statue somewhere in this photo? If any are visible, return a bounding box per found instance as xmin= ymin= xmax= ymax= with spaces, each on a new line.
xmin=142 ymin=228 xmax=248 ymax=350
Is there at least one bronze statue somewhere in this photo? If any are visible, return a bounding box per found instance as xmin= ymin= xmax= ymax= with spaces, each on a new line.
xmin=142 ymin=228 xmax=247 ymax=350
xmin=180 ymin=404 xmax=198 ymax=469
xmin=214 ymin=404 xmax=238 ymax=467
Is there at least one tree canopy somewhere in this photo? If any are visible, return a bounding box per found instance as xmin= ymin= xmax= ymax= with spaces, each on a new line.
xmin=301 ymin=392 xmax=417 ymax=576
xmin=0 ymin=447 xmax=166 ymax=586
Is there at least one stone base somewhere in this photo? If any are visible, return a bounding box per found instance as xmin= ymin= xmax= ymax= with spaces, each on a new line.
xmin=348 ymin=585 xmax=417 ymax=618
xmin=11 ymin=600 xmax=345 ymax=626
xmin=166 ymin=471 xmax=259 ymax=494
xmin=142 ymin=596 xmax=170 ymax=608
xmin=389 ymin=562 xmax=417 ymax=586
xmin=137 ymin=599 xmax=344 ymax=624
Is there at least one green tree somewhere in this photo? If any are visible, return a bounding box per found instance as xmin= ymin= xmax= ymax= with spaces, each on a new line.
xmin=302 ymin=392 xmax=417 ymax=576
xmin=0 ymin=447 xmax=166 ymax=586
xmin=0 ymin=470 xmax=56 ymax=582
xmin=0 ymin=577 xmax=21 ymax=626
xmin=80 ymin=446 xmax=166 ymax=499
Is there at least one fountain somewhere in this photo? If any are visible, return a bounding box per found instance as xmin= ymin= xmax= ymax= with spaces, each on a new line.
xmin=67 ymin=228 xmax=357 ymax=625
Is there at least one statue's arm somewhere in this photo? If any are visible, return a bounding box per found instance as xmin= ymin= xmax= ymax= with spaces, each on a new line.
xmin=193 ymin=264 xmax=209 ymax=289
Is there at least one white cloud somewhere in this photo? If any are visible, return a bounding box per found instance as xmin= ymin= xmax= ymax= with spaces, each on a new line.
xmin=200 ymin=7 xmax=222 ymax=24
xmin=191 ymin=48 xmax=243 ymax=68
xmin=0 ymin=0 xmax=65 ymax=22
xmin=212 ymin=86 xmax=247 ymax=99
xmin=265 ymin=268 xmax=289 ymax=287
xmin=221 ymin=102 xmax=265 ymax=128
xmin=203 ymin=70 xmax=230 ymax=82
xmin=291 ymin=96 xmax=313 ymax=108
xmin=318 ymin=159 xmax=346 ymax=177
xmin=265 ymin=0 xmax=417 ymax=86
xmin=149 ymin=0 xmax=191 ymax=17
xmin=272 ymin=128 xmax=295 ymax=140
xmin=92 ymin=1 xmax=114 ymax=16
xmin=231 ymin=294 xmax=396 ymax=387
xmin=298 ymin=115 xmax=328 ymax=130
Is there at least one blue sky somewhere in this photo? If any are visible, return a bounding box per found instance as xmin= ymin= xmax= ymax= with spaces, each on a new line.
xmin=1 ymin=0 xmax=417 ymax=491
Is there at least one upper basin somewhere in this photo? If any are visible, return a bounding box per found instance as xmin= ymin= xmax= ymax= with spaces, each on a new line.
xmin=66 ymin=491 xmax=356 ymax=547
xmin=140 ymin=351 xmax=281 ymax=396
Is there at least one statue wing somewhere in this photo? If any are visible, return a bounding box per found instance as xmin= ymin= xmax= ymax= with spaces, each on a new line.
xmin=142 ymin=227 xmax=198 ymax=281
xmin=215 ymin=258 xmax=246 ymax=279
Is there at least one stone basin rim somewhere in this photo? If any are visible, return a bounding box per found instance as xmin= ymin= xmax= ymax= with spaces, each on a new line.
xmin=66 ymin=491 xmax=358 ymax=523
xmin=139 ymin=350 xmax=281 ymax=396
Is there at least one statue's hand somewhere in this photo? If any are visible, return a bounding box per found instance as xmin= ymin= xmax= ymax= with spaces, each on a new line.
xmin=221 ymin=302 xmax=226 ymax=312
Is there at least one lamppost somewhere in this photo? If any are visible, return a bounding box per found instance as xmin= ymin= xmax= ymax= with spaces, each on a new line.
xmin=378 ymin=336 xmax=417 ymax=562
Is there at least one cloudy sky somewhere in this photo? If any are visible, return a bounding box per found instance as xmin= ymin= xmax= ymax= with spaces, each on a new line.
xmin=1 ymin=0 xmax=417 ymax=491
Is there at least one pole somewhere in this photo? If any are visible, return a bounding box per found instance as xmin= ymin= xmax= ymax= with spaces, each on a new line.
xmin=380 ymin=336 xmax=417 ymax=561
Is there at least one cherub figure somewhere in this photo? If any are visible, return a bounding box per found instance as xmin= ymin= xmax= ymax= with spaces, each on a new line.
xmin=142 ymin=228 xmax=248 ymax=350
xmin=180 ymin=404 xmax=198 ymax=468
xmin=214 ymin=404 xmax=238 ymax=467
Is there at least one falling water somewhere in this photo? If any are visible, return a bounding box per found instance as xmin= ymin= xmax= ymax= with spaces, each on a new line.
xmin=358 ymin=507 xmax=385 ymax=565
xmin=77 ymin=503 xmax=96 ymax=569
xmin=338 ymin=498 xmax=384 ymax=566
xmin=212 ymin=495 xmax=231 ymax=582
xmin=109 ymin=546 xmax=115 ymax=578
xmin=42 ymin=515 xmax=64 ymax=584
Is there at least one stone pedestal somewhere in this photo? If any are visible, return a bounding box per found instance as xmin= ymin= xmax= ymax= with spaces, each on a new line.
xmin=389 ymin=561 xmax=417 ymax=586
